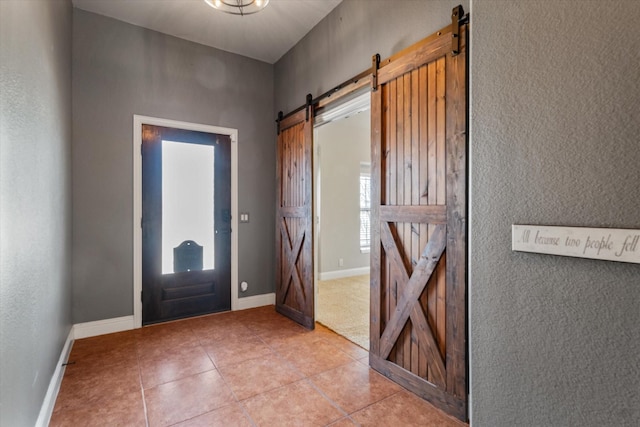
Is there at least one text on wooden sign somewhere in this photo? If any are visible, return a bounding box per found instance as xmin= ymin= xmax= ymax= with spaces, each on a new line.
xmin=512 ymin=225 xmax=640 ymax=264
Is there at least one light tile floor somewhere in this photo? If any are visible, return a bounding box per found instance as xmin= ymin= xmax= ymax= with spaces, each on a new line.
xmin=51 ymin=306 xmax=466 ymax=426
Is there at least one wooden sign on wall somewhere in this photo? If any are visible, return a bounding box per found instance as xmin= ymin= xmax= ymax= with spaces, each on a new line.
xmin=512 ymin=225 xmax=640 ymax=264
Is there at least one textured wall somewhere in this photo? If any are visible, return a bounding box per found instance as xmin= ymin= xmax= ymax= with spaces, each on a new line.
xmin=0 ymin=1 xmax=73 ymax=425
xmin=72 ymin=10 xmax=275 ymax=323
xmin=275 ymin=0 xmax=470 ymax=114
xmin=470 ymin=1 xmax=640 ymax=425
xmin=316 ymin=111 xmax=370 ymax=273
xmin=277 ymin=0 xmax=640 ymax=425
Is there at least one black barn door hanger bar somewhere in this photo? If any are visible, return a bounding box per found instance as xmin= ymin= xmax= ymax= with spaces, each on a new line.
xmin=276 ymin=5 xmax=467 ymax=124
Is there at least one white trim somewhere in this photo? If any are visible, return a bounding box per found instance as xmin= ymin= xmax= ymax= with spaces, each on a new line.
xmin=35 ymin=328 xmax=74 ymax=427
xmin=133 ymin=115 xmax=239 ymax=327
xmin=315 ymin=91 xmax=370 ymax=127
xmin=468 ymin=3 xmax=474 ymax=422
xmin=35 ymin=292 xmax=270 ymax=427
xmin=72 ymin=315 xmax=135 ymax=340
xmin=235 ymin=293 xmax=276 ymax=311
xmin=319 ymin=267 xmax=370 ymax=281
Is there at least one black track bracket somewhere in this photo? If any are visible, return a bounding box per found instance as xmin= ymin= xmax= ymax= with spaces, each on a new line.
xmin=305 ymin=94 xmax=313 ymax=121
xmin=371 ymin=53 xmax=380 ymax=92
xmin=276 ymin=111 xmax=283 ymax=135
xmin=451 ymin=5 xmax=465 ymax=56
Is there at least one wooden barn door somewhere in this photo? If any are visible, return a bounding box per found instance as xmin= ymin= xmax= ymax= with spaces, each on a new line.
xmin=369 ymin=12 xmax=468 ymax=421
xmin=275 ymin=98 xmax=315 ymax=329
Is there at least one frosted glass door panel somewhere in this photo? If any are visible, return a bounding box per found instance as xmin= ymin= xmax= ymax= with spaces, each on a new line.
xmin=162 ymin=140 xmax=215 ymax=274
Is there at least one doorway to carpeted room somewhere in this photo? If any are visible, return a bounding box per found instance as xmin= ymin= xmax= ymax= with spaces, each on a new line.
xmin=316 ymin=274 xmax=369 ymax=350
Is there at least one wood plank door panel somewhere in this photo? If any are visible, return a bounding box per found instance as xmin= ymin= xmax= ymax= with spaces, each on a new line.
xmin=276 ymin=104 xmax=314 ymax=329
xmin=370 ymin=21 xmax=467 ymax=421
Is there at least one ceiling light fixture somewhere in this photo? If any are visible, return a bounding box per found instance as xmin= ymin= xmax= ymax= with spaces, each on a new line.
xmin=204 ymin=0 xmax=270 ymax=16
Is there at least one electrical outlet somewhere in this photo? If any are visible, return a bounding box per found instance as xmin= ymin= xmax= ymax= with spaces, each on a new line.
xmin=241 ymin=281 xmax=248 ymax=292
xmin=339 ymin=258 xmax=344 ymax=267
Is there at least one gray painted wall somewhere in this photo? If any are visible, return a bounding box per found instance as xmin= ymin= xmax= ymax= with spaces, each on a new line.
xmin=2 ymin=0 xmax=636 ymax=423
xmin=0 ymin=1 xmax=73 ymax=425
xmin=470 ymin=1 xmax=640 ymax=425
xmin=276 ymin=0 xmax=639 ymax=425
xmin=316 ymin=112 xmax=370 ymax=274
xmin=72 ymin=10 xmax=275 ymax=323
xmin=275 ymin=0 xmax=469 ymax=114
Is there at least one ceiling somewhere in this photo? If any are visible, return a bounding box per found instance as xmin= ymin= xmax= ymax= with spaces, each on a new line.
xmin=72 ymin=0 xmax=343 ymax=64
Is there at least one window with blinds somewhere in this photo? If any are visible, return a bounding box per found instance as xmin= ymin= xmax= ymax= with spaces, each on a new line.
xmin=360 ymin=163 xmax=371 ymax=253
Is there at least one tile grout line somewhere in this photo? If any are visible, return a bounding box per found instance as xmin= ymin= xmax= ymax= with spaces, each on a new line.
xmin=303 ymin=377 xmax=353 ymax=424
xmin=54 ymin=308 xmax=464 ymax=426
xmin=226 ymin=314 xmax=332 ymax=424
xmin=137 ymin=324 xmax=225 ymax=426
xmin=134 ymin=338 xmax=150 ymax=427
xmin=253 ymin=327 xmax=371 ymax=425
xmin=141 ymin=315 xmax=254 ymax=425
xmin=254 ymin=331 xmax=318 ymax=380
xmin=304 ymin=361 xmax=412 ymax=426
xmin=187 ymin=318 xmax=264 ymax=427
xmin=208 ymin=315 xmax=352 ymax=422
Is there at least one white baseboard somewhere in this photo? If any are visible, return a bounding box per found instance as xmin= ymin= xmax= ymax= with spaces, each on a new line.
xmin=36 ymin=299 xmax=281 ymax=425
xmin=35 ymin=328 xmax=74 ymax=427
xmin=235 ymin=292 xmax=275 ymax=310
xmin=72 ymin=315 xmax=135 ymax=340
xmin=319 ymin=267 xmax=370 ymax=281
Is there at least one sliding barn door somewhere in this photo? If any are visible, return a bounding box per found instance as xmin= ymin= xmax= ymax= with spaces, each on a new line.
xmin=369 ymin=17 xmax=468 ymax=420
xmin=275 ymin=102 xmax=314 ymax=329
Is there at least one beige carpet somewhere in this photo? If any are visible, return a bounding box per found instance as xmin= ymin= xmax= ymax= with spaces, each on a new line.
xmin=317 ymin=274 xmax=370 ymax=350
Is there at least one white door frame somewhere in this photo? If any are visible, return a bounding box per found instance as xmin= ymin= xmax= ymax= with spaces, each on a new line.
xmin=311 ymin=91 xmax=371 ymax=317
xmin=133 ymin=115 xmax=239 ymax=328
